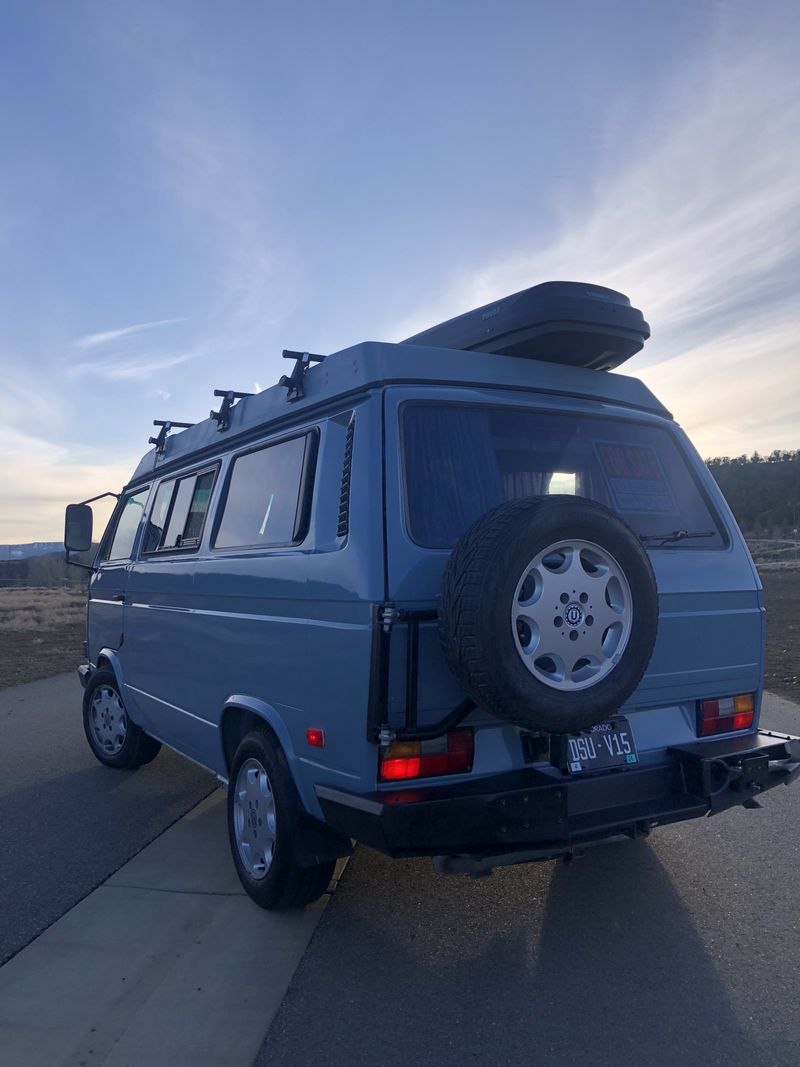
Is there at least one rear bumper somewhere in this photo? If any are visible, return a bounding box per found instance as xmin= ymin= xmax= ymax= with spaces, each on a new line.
xmin=77 ymin=664 xmax=92 ymax=689
xmin=316 ymin=730 xmax=800 ymax=858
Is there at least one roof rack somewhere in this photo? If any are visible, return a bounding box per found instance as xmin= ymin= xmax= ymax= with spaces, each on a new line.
xmin=210 ymin=389 xmax=254 ymax=432
xmin=148 ymin=419 xmax=195 ymax=455
xmin=279 ymin=349 xmax=326 ymax=402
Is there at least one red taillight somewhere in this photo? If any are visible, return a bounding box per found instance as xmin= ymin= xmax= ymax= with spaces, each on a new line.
xmin=380 ymin=755 xmax=421 ymax=781
xmin=378 ymin=729 xmax=474 ymax=782
xmin=306 ymin=728 xmax=325 ymax=748
xmin=697 ymin=694 xmax=754 ymax=737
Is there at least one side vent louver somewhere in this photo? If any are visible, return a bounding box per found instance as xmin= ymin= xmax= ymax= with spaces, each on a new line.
xmin=337 ymin=413 xmax=355 ymax=538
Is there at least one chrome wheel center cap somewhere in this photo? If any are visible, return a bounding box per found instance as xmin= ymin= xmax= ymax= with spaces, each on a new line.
xmin=564 ymin=602 xmax=584 ymax=627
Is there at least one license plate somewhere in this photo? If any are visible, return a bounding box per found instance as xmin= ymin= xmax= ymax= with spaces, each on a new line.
xmin=565 ymin=717 xmax=638 ymax=774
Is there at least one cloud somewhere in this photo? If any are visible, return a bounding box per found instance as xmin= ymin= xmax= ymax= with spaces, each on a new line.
xmin=0 ymin=14 xmax=289 ymax=542
xmin=73 ymin=318 xmax=186 ymax=349
xmin=144 ymin=74 xmax=296 ymax=357
xmin=67 ymin=348 xmax=203 ymax=381
xmin=0 ymin=423 xmax=134 ymax=542
xmin=641 ymin=305 xmax=800 ymax=458
xmin=387 ymin=30 xmax=800 ymax=457
xmin=0 ymin=368 xmax=142 ymax=541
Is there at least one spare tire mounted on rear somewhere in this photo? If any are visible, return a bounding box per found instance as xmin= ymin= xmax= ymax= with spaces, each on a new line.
xmin=438 ymin=496 xmax=659 ymax=734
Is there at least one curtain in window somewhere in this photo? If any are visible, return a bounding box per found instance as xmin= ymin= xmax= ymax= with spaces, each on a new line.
xmin=404 ymin=406 xmax=505 ymax=547
xmin=503 ymin=470 xmax=553 ymax=498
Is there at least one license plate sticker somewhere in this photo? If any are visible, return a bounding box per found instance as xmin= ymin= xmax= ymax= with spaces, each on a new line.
xmin=566 ymin=717 xmax=638 ymax=774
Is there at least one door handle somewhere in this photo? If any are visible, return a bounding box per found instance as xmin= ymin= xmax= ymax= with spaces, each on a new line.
xmin=112 ymin=593 xmax=126 ymax=602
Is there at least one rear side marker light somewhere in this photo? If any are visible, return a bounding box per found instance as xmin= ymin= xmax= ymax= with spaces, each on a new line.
xmin=697 ymin=694 xmax=754 ymax=737
xmin=379 ymin=729 xmax=474 ymax=782
xmin=306 ymin=728 xmax=325 ymax=748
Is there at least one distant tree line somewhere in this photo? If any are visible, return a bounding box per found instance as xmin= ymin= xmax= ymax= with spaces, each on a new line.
xmin=706 ymin=450 xmax=800 ymax=537
xmin=0 ymin=548 xmax=96 ymax=587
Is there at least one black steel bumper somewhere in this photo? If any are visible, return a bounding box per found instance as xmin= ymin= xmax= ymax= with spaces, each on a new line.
xmin=316 ymin=730 xmax=800 ymax=859
xmin=77 ymin=664 xmax=92 ymax=689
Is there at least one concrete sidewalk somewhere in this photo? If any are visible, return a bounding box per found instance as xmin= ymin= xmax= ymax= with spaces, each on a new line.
xmin=0 ymin=790 xmax=343 ymax=1067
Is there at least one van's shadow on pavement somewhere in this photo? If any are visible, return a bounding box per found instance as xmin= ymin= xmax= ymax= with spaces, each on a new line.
xmin=260 ymin=840 xmax=769 ymax=1067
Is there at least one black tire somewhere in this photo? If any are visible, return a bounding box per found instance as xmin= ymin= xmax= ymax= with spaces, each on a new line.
xmin=82 ymin=667 xmax=162 ymax=769
xmin=439 ymin=496 xmax=659 ymax=734
xmin=227 ymin=729 xmax=335 ymax=910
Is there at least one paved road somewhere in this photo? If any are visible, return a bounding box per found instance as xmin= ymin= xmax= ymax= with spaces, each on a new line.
xmin=3 ymin=677 xmax=799 ymax=1065
xmin=259 ymin=693 xmax=800 ymax=1067
xmin=0 ymin=673 xmax=216 ymax=965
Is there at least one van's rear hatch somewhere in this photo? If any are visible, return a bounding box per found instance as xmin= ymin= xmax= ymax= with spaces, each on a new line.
xmin=381 ymin=388 xmax=763 ymax=769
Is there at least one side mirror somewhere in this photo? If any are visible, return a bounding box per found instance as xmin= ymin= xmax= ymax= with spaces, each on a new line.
xmin=64 ymin=503 xmax=93 ymax=553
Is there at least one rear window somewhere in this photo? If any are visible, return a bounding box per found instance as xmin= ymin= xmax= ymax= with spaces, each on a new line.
xmin=402 ymin=403 xmax=724 ymax=549
xmin=214 ymin=435 xmax=311 ymax=550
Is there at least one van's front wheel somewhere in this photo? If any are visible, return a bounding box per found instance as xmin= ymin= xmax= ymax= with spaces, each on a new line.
xmin=227 ymin=730 xmax=335 ymax=910
xmin=82 ymin=668 xmax=162 ymax=770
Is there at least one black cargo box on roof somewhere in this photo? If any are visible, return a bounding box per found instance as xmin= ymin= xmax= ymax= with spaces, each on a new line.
xmin=403 ymin=281 xmax=650 ymax=371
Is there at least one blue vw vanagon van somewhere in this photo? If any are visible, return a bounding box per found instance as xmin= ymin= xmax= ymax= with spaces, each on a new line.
xmin=64 ymin=282 xmax=800 ymax=908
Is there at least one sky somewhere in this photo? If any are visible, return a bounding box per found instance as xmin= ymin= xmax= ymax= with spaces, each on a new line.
xmin=0 ymin=0 xmax=798 ymax=542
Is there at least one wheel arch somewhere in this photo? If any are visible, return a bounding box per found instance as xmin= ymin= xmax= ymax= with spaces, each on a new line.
xmin=90 ymin=650 xmax=149 ymax=730
xmin=94 ymin=647 xmax=125 ymax=688
xmin=219 ymin=696 xmax=302 ymax=791
xmin=220 ymin=696 xmax=351 ymax=863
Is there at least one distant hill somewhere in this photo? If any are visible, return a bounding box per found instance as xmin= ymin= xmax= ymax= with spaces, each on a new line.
xmin=0 ymin=542 xmax=62 ymax=561
xmin=706 ymin=450 xmax=800 ymax=537
xmin=0 ymin=547 xmax=96 ymax=586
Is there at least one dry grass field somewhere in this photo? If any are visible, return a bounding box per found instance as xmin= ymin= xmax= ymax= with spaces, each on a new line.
xmin=0 ymin=585 xmax=86 ymax=688
xmin=748 ymin=539 xmax=800 ymax=570
xmin=0 ymin=570 xmax=797 ymax=699
xmin=761 ymin=570 xmax=800 ymax=698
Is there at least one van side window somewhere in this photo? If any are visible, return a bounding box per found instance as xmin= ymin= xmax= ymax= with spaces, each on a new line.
xmin=182 ymin=470 xmax=216 ymax=541
xmin=143 ymin=480 xmax=174 ymax=552
xmin=215 ymin=435 xmax=309 ymax=549
xmin=163 ymin=477 xmax=197 ymax=548
xmin=106 ymin=488 xmax=150 ymax=561
xmin=143 ymin=468 xmax=217 ymax=553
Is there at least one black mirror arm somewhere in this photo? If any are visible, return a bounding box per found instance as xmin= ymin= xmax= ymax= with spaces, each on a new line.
xmin=65 ymin=550 xmax=94 ymax=572
xmin=65 ymin=491 xmax=120 ymax=567
xmin=78 ymin=491 xmax=120 ymax=506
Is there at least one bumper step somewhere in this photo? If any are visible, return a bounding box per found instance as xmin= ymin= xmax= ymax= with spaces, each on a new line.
xmin=316 ymin=730 xmax=800 ymax=858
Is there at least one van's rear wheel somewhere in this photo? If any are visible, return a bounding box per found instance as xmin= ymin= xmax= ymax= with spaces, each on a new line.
xmin=227 ymin=730 xmax=335 ymax=910
xmin=82 ymin=668 xmax=162 ymax=769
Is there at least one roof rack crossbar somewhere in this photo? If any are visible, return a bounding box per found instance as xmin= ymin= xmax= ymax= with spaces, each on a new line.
xmin=210 ymin=390 xmax=254 ymax=432
xmin=279 ymin=349 xmax=326 ymax=402
xmin=148 ymin=419 xmax=196 ymax=455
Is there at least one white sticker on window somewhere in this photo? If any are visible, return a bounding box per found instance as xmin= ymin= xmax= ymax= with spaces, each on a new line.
xmin=259 ymin=492 xmax=275 ymax=537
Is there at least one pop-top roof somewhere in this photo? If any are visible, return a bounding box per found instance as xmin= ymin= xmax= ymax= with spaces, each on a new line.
xmin=128 ymin=338 xmax=669 ymax=486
